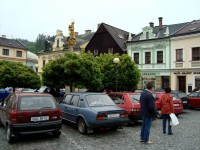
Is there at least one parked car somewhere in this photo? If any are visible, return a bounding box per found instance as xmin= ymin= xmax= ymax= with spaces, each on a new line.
xmin=154 ymin=89 xmax=189 ymax=109
xmin=171 ymin=90 xmax=189 ymax=109
xmin=0 ymin=92 xmax=62 ymax=143
xmin=108 ymin=92 xmax=141 ymax=123
xmin=153 ymin=92 xmax=183 ymax=118
xmin=0 ymin=88 xmax=11 ymax=102
xmin=59 ymin=92 xmax=129 ymax=134
xmin=187 ymin=91 xmax=200 ymax=108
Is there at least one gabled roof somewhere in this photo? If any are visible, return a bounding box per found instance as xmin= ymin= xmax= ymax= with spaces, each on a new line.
xmin=0 ymin=37 xmax=28 ymax=50
xmin=101 ymin=23 xmax=133 ymax=51
xmin=172 ymin=19 xmax=200 ymax=36
xmin=130 ymin=22 xmax=189 ymax=42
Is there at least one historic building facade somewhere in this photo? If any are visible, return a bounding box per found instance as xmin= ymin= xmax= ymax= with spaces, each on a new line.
xmin=171 ymin=20 xmax=200 ymax=93
xmin=0 ymin=36 xmax=28 ymax=64
xmin=126 ymin=17 xmax=188 ymax=90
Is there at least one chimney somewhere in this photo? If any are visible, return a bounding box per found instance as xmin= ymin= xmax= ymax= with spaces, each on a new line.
xmin=149 ymin=22 xmax=154 ymax=28
xmin=85 ymin=30 xmax=91 ymax=34
xmin=158 ymin=17 xmax=163 ymax=29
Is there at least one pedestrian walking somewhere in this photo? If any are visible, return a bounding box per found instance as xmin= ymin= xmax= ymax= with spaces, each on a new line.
xmin=160 ymin=86 xmax=174 ymax=135
xmin=140 ymin=82 xmax=156 ymax=144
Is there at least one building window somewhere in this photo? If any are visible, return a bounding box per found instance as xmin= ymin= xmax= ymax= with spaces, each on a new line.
xmin=145 ymin=52 xmax=151 ymax=64
xmin=176 ymin=49 xmax=183 ymax=61
xmin=94 ymin=50 xmax=98 ymax=56
xmin=57 ymin=39 xmax=59 ymax=47
xmin=146 ymin=32 xmax=149 ymax=39
xmin=16 ymin=51 xmax=22 ymax=57
xmin=157 ymin=51 xmax=163 ymax=63
xmin=2 ymin=49 xmax=9 ymax=56
xmin=108 ymin=48 xmax=113 ymax=54
xmin=192 ymin=47 xmax=200 ymax=61
xmin=43 ymin=60 xmax=46 ymax=66
xmin=133 ymin=53 xmax=139 ymax=64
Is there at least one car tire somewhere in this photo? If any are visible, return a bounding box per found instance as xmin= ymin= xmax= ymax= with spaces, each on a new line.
xmin=52 ymin=130 xmax=61 ymax=138
xmin=77 ymin=118 xmax=87 ymax=135
xmin=6 ymin=125 xmax=14 ymax=143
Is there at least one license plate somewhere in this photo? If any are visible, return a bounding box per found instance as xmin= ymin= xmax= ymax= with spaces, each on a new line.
xmin=174 ymin=104 xmax=179 ymax=106
xmin=183 ymin=101 xmax=187 ymax=103
xmin=31 ymin=116 xmax=49 ymax=122
xmin=107 ymin=114 xmax=120 ymax=118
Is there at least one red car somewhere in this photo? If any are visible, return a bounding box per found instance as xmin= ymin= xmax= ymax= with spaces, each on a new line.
xmin=188 ymin=91 xmax=200 ymax=108
xmin=153 ymin=92 xmax=183 ymax=118
xmin=0 ymin=92 xmax=62 ymax=143
xmin=108 ymin=92 xmax=141 ymax=123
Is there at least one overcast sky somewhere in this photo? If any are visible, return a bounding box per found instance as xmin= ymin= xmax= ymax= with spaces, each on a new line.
xmin=0 ymin=0 xmax=200 ymax=42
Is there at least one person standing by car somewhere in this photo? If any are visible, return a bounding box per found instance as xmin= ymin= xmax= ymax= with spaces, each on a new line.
xmin=140 ymin=82 xmax=156 ymax=144
xmin=160 ymin=86 xmax=174 ymax=135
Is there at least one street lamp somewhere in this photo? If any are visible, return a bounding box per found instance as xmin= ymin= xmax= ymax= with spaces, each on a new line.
xmin=113 ymin=57 xmax=120 ymax=92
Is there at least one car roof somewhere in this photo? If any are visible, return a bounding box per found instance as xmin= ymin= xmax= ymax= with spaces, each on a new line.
xmin=14 ymin=92 xmax=52 ymax=96
xmin=65 ymin=92 xmax=107 ymax=96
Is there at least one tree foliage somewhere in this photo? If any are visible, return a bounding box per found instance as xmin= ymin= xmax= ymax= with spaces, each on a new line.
xmin=42 ymin=52 xmax=103 ymax=92
xmin=0 ymin=61 xmax=41 ymax=92
xmin=96 ymin=53 xmax=141 ymax=92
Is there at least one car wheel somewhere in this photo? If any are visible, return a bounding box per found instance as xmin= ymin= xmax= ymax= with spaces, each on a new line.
xmin=52 ymin=130 xmax=61 ymax=138
xmin=77 ymin=118 xmax=87 ymax=135
xmin=6 ymin=125 xmax=14 ymax=143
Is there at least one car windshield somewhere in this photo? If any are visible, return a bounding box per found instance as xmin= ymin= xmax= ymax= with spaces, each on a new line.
xmin=86 ymin=94 xmax=115 ymax=107
xmin=177 ymin=92 xmax=187 ymax=98
xmin=129 ymin=94 xmax=140 ymax=102
xmin=18 ymin=96 xmax=56 ymax=110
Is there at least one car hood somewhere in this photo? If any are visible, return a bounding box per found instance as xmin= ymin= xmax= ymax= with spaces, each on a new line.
xmin=90 ymin=106 xmax=123 ymax=112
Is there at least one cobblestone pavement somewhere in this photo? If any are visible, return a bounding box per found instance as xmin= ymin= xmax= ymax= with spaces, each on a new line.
xmin=0 ymin=109 xmax=200 ymax=150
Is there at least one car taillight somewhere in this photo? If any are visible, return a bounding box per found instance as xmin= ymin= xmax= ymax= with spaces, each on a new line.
xmin=96 ymin=114 xmax=107 ymax=120
xmin=10 ymin=111 xmax=17 ymax=124
xmin=120 ymin=112 xmax=128 ymax=118
xmin=52 ymin=109 xmax=62 ymax=120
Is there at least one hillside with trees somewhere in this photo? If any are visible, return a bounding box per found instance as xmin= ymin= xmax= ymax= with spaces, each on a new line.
xmin=18 ymin=34 xmax=55 ymax=54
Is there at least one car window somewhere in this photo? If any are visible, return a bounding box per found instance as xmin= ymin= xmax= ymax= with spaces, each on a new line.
xmin=188 ymin=92 xmax=199 ymax=98
xmin=6 ymin=95 xmax=15 ymax=109
xmin=129 ymin=94 xmax=140 ymax=102
xmin=86 ymin=94 xmax=115 ymax=107
xmin=18 ymin=96 xmax=56 ymax=110
xmin=177 ymin=92 xmax=187 ymax=98
xmin=0 ymin=88 xmax=6 ymax=92
xmin=63 ymin=94 xmax=72 ymax=104
xmin=70 ymin=95 xmax=80 ymax=107
xmin=109 ymin=94 xmax=124 ymax=104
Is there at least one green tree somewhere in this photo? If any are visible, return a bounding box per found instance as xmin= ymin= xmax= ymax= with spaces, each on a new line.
xmin=0 ymin=60 xmax=41 ymax=92
xmin=42 ymin=52 xmax=103 ymax=92
xmin=96 ymin=53 xmax=141 ymax=92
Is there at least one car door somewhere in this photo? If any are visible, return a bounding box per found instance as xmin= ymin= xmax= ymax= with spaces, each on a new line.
xmin=60 ymin=94 xmax=73 ymax=121
xmin=69 ymin=95 xmax=80 ymax=122
xmin=195 ymin=92 xmax=200 ymax=108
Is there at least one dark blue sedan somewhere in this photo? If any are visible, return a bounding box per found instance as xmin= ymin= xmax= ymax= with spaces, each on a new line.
xmin=59 ymin=92 xmax=129 ymax=134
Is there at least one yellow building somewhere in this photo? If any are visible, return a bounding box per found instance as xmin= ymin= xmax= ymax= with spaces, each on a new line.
xmin=37 ymin=28 xmax=94 ymax=76
xmin=0 ymin=36 xmax=28 ymax=64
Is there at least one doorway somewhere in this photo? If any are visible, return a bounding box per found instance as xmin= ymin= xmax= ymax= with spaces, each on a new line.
xmin=178 ymin=76 xmax=186 ymax=92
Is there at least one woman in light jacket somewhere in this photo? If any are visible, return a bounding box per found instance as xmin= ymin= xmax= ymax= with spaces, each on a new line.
xmin=160 ymin=86 xmax=174 ymax=135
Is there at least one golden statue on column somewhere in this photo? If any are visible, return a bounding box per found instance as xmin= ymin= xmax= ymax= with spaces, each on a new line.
xmin=67 ymin=20 xmax=76 ymax=51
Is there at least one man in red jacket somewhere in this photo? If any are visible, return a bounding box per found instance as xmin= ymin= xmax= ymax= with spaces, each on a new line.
xmin=160 ymin=86 xmax=174 ymax=135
